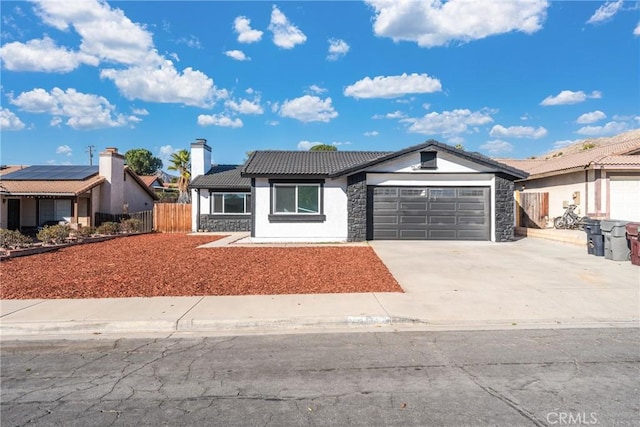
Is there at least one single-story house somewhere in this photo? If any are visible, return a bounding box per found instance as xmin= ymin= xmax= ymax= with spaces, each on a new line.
xmin=189 ymin=139 xmax=527 ymax=242
xmin=500 ymin=129 xmax=640 ymax=225
xmin=0 ymin=147 xmax=158 ymax=231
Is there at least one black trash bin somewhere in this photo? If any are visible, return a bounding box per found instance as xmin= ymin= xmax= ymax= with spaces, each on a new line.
xmin=584 ymin=219 xmax=604 ymax=256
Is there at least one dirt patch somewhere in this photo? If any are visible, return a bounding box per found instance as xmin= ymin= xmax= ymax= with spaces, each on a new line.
xmin=0 ymin=233 xmax=402 ymax=299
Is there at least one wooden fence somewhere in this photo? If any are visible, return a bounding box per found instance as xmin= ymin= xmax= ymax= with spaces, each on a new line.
xmin=153 ymin=203 xmax=191 ymax=233
xmin=95 ymin=210 xmax=153 ymax=232
xmin=516 ymin=192 xmax=549 ymax=229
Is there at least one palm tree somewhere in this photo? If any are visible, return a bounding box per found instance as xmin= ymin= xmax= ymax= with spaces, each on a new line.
xmin=167 ymin=149 xmax=191 ymax=204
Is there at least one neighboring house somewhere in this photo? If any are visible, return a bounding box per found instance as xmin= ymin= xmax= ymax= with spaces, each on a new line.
xmin=139 ymin=174 xmax=165 ymax=191
xmin=0 ymin=148 xmax=158 ymax=231
xmin=500 ymin=129 xmax=640 ymax=225
xmin=189 ymin=139 xmax=527 ymax=242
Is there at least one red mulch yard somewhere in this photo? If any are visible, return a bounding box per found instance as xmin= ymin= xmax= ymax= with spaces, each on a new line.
xmin=0 ymin=233 xmax=402 ymax=299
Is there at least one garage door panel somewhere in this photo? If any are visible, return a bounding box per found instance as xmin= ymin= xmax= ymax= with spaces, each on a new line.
xmin=400 ymin=202 xmax=427 ymax=210
xmin=372 ymin=186 xmax=490 ymax=241
xmin=458 ymin=202 xmax=484 ymax=211
xmin=429 ymin=202 xmax=456 ymax=211
xmin=429 ymin=216 xmax=456 ymax=225
xmin=373 ymin=215 xmax=398 ymax=224
xmin=400 ymin=229 xmax=427 ymax=239
xmin=401 ymin=216 xmax=427 ymax=224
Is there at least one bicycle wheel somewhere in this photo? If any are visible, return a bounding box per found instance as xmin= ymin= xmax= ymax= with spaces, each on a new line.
xmin=553 ymin=217 xmax=566 ymax=229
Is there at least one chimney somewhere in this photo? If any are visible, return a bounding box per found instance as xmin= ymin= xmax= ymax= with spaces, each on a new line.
xmin=190 ymin=138 xmax=211 ymax=178
xmin=99 ymin=147 xmax=125 ymax=214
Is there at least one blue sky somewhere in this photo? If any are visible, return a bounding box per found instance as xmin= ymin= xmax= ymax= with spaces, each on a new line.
xmin=1 ymin=0 xmax=638 ymax=169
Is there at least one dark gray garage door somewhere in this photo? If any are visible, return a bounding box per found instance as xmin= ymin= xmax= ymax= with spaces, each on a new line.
xmin=372 ymin=187 xmax=491 ymax=240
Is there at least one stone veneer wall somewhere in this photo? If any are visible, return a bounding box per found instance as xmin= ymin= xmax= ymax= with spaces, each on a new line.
xmin=495 ymin=175 xmax=515 ymax=242
xmin=347 ymin=172 xmax=367 ymax=242
xmin=199 ymin=215 xmax=251 ymax=232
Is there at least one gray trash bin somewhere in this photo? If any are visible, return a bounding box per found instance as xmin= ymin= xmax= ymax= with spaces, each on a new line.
xmin=600 ymin=220 xmax=631 ymax=261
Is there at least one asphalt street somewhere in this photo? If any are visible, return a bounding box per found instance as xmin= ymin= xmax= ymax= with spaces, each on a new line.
xmin=2 ymin=328 xmax=639 ymax=426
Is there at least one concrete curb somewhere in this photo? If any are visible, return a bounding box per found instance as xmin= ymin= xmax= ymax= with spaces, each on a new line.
xmin=2 ymin=315 xmax=637 ymax=338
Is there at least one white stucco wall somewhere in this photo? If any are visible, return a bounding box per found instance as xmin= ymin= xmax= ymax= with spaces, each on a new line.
xmin=252 ymin=177 xmax=349 ymax=242
xmin=124 ymin=173 xmax=155 ymax=212
xmin=368 ymin=151 xmax=493 ymax=174
xmin=521 ymin=171 xmax=587 ymax=226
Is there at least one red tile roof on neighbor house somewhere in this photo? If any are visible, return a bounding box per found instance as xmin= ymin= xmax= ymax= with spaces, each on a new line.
xmin=498 ymin=129 xmax=640 ymax=179
xmin=138 ymin=174 xmax=164 ymax=188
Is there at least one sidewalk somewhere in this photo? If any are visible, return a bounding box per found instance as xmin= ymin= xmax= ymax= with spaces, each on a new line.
xmin=1 ymin=236 xmax=638 ymax=339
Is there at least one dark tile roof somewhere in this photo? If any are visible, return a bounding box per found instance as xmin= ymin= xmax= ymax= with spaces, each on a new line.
xmin=190 ymin=165 xmax=250 ymax=189
xmin=241 ymin=141 xmax=527 ymax=180
xmin=336 ymin=140 xmax=528 ymax=179
xmin=241 ymin=151 xmax=391 ymax=177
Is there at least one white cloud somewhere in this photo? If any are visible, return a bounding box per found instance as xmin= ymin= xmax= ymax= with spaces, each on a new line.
xmin=489 ymin=124 xmax=547 ymax=139
xmin=29 ymin=0 xmax=220 ymax=108
xmin=266 ymin=120 xmax=279 ymax=126
xmin=344 ymin=73 xmax=442 ymax=99
xmin=197 ymin=114 xmax=243 ymax=128
xmin=0 ymin=36 xmax=98 ymax=72
xmin=297 ymin=140 xmax=323 ymax=150
xmin=480 ymin=140 xmax=514 ymax=155
xmin=400 ymin=108 xmax=494 ymax=136
xmin=158 ymin=144 xmax=177 ymax=163
xmin=366 ymin=0 xmax=548 ymax=47
xmin=132 ymin=108 xmax=149 ymax=116
xmin=224 ymin=50 xmax=250 ymax=61
xmin=364 ymin=130 xmax=379 ymax=137
xmin=576 ymin=121 xmax=628 ymax=136
xmin=386 ymin=111 xmax=407 ymax=119
xmin=553 ymin=139 xmax=577 ymax=149
xmin=447 ymin=136 xmax=465 ymax=145
xmin=576 ymin=110 xmax=606 ymax=124
xmin=176 ymin=35 xmax=202 ymax=49
xmin=0 ymin=108 xmax=26 ymax=131
xmin=279 ymin=95 xmax=338 ymax=123
xmin=268 ymin=5 xmax=307 ymax=49
xmin=308 ymin=85 xmax=327 ymax=94
xmin=33 ymin=0 xmax=157 ymax=66
xmin=586 ymin=0 xmax=623 ymax=24
xmin=100 ymin=60 xmax=218 ymax=107
xmin=225 ymin=98 xmax=263 ymax=115
xmin=635 ymin=22 xmax=640 ymax=36
xmin=234 ymin=16 xmax=263 ymax=43
xmin=56 ymin=144 xmax=72 ymax=156
xmin=10 ymin=87 xmax=131 ymax=130
xmin=327 ymin=38 xmax=349 ymax=60
xmin=540 ymin=90 xmax=601 ymax=106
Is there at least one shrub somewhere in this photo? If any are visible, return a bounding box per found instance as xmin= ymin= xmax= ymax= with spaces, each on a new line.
xmin=120 ymin=218 xmax=142 ymax=233
xmin=96 ymin=221 xmax=120 ymax=235
xmin=76 ymin=225 xmax=96 ymax=239
xmin=36 ymin=225 xmax=70 ymax=245
xmin=0 ymin=229 xmax=33 ymax=250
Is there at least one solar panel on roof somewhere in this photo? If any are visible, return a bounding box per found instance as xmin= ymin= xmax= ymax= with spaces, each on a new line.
xmin=0 ymin=165 xmax=99 ymax=181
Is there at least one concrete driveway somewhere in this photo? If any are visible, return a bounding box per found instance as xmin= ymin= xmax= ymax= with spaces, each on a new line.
xmin=370 ymin=237 xmax=639 ymax=329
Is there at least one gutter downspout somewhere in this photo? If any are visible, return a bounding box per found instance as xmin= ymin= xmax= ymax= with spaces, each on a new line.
xmin=196 ymin=188 xmax=201 ymax=232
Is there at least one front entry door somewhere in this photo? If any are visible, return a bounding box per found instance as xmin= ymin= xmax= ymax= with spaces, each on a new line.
xmin=7 ymin=199 xmax=20 ymax=230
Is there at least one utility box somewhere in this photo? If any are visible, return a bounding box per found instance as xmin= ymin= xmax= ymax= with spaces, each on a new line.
xmin=600 ymin=220 xmax=631 ymax=261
